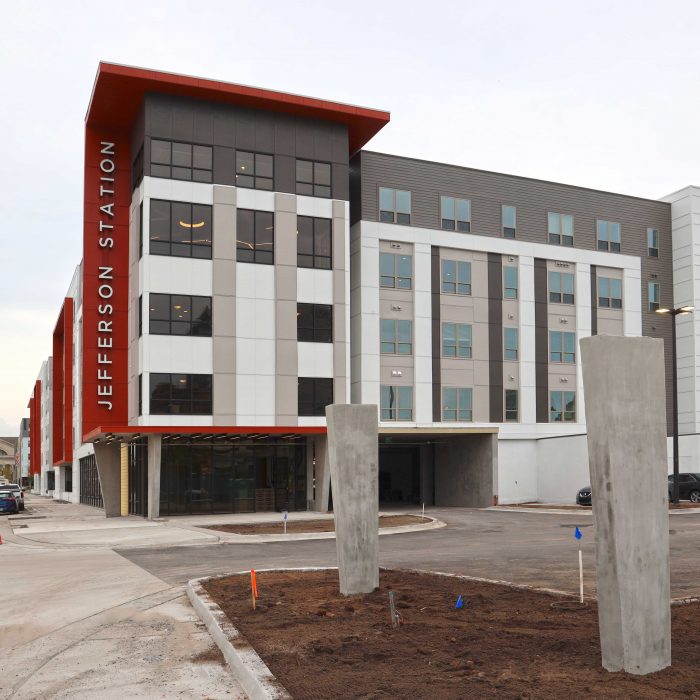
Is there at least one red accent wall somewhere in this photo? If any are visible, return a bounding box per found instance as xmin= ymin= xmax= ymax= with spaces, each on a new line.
xmin=52 ymin=298 xmax=74 ymax=465
xmin=29 ymin=381 xmax=42 ymax=476
xmin=81 ymin=128 xmax=130 ymax=441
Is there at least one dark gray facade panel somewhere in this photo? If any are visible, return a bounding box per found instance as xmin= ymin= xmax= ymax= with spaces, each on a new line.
xmin=349 ymin=153 xmax=363 ymax=224
xmin=332 ymin=163 xmax=349 ymax=201
xmin=590 ymin=265 xmax=597 ymax=336
xmin=488 ymin=254 xmax=503 ymax=422
xmin=534 ymin=259 xmax=549 ymax=423
xmin=193 ymin=102 xmax=214 ymax=144
xmin=431 ymin=247 xmax=442 ymax=422
xmin=213 ymin=146 xmax=236 ymax=186
xmin=275 ymin=154 xmax=296 ymax=195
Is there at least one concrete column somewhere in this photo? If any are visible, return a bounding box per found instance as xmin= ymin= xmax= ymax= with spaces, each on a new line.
xmin=326 ymin=404 xmax=378 ymax=595
xmin=120 ymin=443 xmax=128 ymax=516
xmin=93 ymin=443 xmax=121 ymax=517
xmin=310 ymin=435 xmax=331 ymax=512
xmin=434 ymin=433 xmax=495 ymax=507
xmin=147 ymin=434 xmax=162 ymax=520
xmin=580 ymin=336 xmax=671 ymax=675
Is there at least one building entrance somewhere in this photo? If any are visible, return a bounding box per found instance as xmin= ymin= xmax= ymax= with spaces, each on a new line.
xmin=378 ymin=445 xmax=420 ymax=505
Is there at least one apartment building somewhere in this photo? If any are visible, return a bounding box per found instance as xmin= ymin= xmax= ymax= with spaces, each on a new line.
xmin=23 ymin=62 xmax=697 ymax=515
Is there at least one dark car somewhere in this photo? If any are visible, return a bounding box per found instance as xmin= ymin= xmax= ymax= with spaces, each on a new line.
xmin=576 ymin=486 xmax=592 ymax=506
xmin=668 ymin=473 xmax=700 ymax=503
xmin=4 ymin=483 xmax=24 ymax=511
xmin=0 ymin=490 xmax=19 ymax=514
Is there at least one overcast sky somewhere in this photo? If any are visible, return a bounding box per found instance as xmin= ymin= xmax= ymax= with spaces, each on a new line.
xmin=1 ymin=0 xmax=698 ymax=435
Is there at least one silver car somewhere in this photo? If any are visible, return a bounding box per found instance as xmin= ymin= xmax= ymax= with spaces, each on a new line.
xmin=4 ymin=484 xmax=24 ymax=511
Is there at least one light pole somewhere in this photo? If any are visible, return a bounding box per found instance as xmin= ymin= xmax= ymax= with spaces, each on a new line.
xmin=655 ymin=304 xmax=695 ymax=504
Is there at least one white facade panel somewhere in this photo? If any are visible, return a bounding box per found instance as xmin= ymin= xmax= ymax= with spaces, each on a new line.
xmin=142 ymin=257 xmax=213 ymax=297
xmin=139 ymin=336 xmax=213 ymax=375
xmin=296 ymin=268 xmax=333 ymax=304
xmin=297 ymin=342 xmax=334 ymax=378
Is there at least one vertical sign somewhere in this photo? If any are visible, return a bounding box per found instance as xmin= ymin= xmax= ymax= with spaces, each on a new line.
xmin=81 ymin=128 xmax=130 ymax=439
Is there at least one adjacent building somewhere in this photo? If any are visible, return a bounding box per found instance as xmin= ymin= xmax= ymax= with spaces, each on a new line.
xmin=23 ymin=62 xmax=695 ymax=515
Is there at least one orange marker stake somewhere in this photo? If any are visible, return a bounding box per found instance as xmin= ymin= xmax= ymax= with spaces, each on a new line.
xmin=251 ymin=569 xmax=259 ymax=610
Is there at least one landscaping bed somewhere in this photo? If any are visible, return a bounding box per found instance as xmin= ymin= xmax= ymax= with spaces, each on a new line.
xmin=204 ymin=569 xmax=700 ymax=699
xmin=201 ymin=514 xmax=428 ymax=535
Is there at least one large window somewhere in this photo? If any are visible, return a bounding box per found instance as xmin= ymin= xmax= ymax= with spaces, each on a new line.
xmin=237 ymin=209 xmax=274 ymax=264
xmin=235 ymin=151 xmax=273 ymax=190
xmin=380 ymin=319 xmax=413 ymax=355
xmin=442 ymin=323 xmax=472 ymax=358
xmin=298 ymin=216 xmax=332 ymax=269
xmin=502 ymin=205 xmax=516 ymax=238
xmin=150 ymin=374 xmax=212 ymax=415
xmin=150 ymin=200 xmax=212 ymax=259
xmin=298 ymin=377 xmax=333 ymax=416
xmin=548 ymin=271 xmax=575 ymax=304
xmin=380 ymin=252 xmax=412 ymax=289
xmin=150 ymin=139 xmax=212 ymax=182
xmin=548 ymin=212 xmax=574 ymax=246
xmin=550 ymin=331 xmax=576 ymax=363
xmin=441 ymin=259 xmax=471 ymax=295
xmin=504 ymin=327 xmax=518 ymax=361
xmin=505 ymin=389 xmax=518 ymax=422
xmin=380 ymin=385 xmax=413 ymax=421
xmin=379 ymin=188 xmax=411 ymax=224
xmin=598 ymin=277 xmax=622 ymax=308
xmin=597 ymin=220 xmax=621 ymax=252
xmin=649 ymin=282 xmax=660 ymax=312
xmin=647 ymin=228 xmax=659 ymax=257
xmin=296 ymin=160 xmax=331 ymax=198
xmin=503 ymin=265 xmax=518 ymax=299
xmin=442 ymin=387 xmax=472 ymax=421
xmin=149 ymin=294 xmax=212 ymax=336
xmin=550 ymin=391 xmax=576 ymax=423
xmin=297 ymin=303 xmax=333 ymax=343
xmin=440 ymin=196 xmax=471 ymax=231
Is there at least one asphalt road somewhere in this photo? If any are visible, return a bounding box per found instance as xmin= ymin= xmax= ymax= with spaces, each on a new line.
xmin=118 ymin=508 xmax=700 ymax=599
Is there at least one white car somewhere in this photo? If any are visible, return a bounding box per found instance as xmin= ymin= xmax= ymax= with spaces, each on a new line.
xmin=4 ymin=484 xmax=24 ymax=511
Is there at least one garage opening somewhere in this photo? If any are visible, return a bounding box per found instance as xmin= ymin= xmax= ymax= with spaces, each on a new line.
xmin=379 ymin=444 xmax=420 ymax=506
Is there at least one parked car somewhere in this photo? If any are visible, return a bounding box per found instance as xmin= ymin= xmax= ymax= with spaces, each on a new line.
xmin=668 ymin=474 xmax=700 ymax=503
xmin=3 ymin=483 xmax=24 ymax=511
xmin=0 ymin=490 xmax=19 ymax=514
xmin=576 ymin=486 xmax=592 ymax=506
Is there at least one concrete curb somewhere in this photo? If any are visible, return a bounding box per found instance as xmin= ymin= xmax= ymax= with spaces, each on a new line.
xmin=488 ymin=505 xmax=700 ymax=516
xmin=208 ymin=515 xmax=445 ymax=544
xmin=186 ymin=575 xmax=292 ymax=700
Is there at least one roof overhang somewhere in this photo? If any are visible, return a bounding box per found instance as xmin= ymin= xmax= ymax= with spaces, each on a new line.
xmin=86 ymin=62 xmax=390 ymax=155
xmin=84 ymin=425 xmax=327 ymax=443
xmin=378 ymin=427 xmax=499 ymax=435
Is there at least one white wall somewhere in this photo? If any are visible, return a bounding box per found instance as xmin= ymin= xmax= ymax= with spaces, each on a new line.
xmin=536 ymin=434 xmax=590 ymax=503
xmin=497 ymin=439 xmax=538 ymax=503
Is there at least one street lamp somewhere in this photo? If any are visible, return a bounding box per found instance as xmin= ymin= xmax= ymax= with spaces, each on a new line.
xmin=655 ymin=304 xmax=695 ymax=504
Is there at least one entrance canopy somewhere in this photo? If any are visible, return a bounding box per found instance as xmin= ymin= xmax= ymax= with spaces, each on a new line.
xmin=84 ymin=425 xmax=326 ymax=443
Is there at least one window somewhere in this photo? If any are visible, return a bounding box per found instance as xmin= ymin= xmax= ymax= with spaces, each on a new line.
xmin=237 ymin=209 xmax=274 ymax=264
xmin=150 ymin=139 xmax=212 ymax=182
xmin=149 ymin=294 xmax=212 ymax=336
xmin=550 ymin=331 xmax=576 ymax=363
xmin=380 ymin=252 xmax=412 ymax=289
xmin=296 ymin=160 xmax=331 ymax=198
xmin=150 ymin=200 xmax=212 ymax=259
xmin=440 ymin=196 xmax=471 ymax=231
xmin=647 ymin=228 xmax=659 ymax=257
xmin=442 ymin=387 xmax=473 ymax=421
xmin=442 ymin=323 xmax=472 ymax=358
xmin=548 ymin=271 xmax=575 ymax=304
xmin=297 ymin=216 xmax=332 ymax=269
xmin=505 ymin=389 xmax=518 ymax=422
xmin=504 ymin=327 xmax=518 ymax=361
xmin=138 ymin=202 xmax=143 ymax=259
xmin=380 ymin=319 xmax=413 ymax=355
xmin=138 ymin=374 xmax=143 ymax=416
xmin=235 ymin=151 xmax=273 ymax=190
xmin=441 ymin=259 xmax=471 ymax=295
xmin=503 ymin=266 xmax=518 ymax=299
xmin=298 ymin=377 xmax=333 ymax=416
xmin=380 ymin=385 xmax=413 ymax=421
xmin=502 ymin=205 xmax=516 ymax=238
xmin=550 ymin=391 xmax=576 ymax=422
xmin=297 ymin=303 xmax=333 ymax=343
xmin=138 ymin=294 xmax=143 ymax=338
xmin=149 ymin=373 xmax=212 ymax=415
xmin=379 ymin=188 xmax=411 ymax=224
xmin=548 ymin=212 xmax=574 ymax=246
xmin=598 ymin=277 xmax=622 ymax=308
xmin=597 ymin=220 xmax=621 ymax=252
xmin=649 ymin=282 xmax=660 ymax=312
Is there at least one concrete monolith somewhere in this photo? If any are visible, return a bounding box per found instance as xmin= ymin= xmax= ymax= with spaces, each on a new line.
xmin=325 ymin=404 xmax=378 ymax=595
xmin=580 ymin=335 xmax=671 ymax=674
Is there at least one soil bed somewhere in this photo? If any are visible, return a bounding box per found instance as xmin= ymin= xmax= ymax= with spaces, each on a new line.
xmin=201 ymin=514 xmax=428 ymax=535
xmin=204 ymin=569 xmax=700 ymax=699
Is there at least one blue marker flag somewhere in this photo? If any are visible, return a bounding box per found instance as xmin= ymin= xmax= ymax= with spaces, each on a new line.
xmin=455 ymin=595 xmax=463 ymax=609
xmin=575 ymin=526 xmax=583 ymax=541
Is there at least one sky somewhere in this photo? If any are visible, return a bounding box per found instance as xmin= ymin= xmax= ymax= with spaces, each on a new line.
xmin=1 ymin=0 xmax=699 ymax=435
